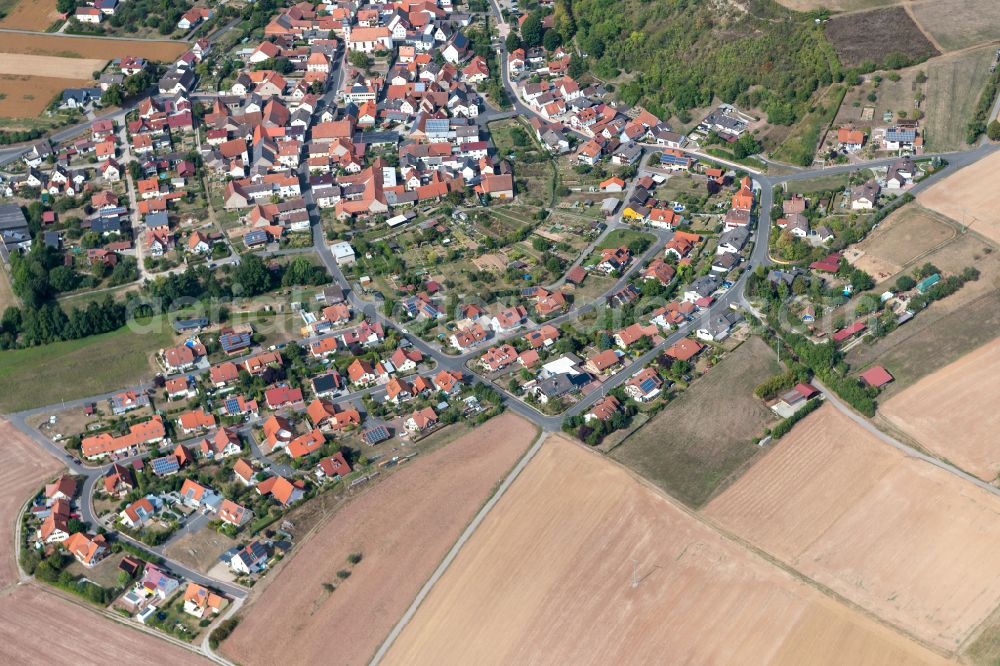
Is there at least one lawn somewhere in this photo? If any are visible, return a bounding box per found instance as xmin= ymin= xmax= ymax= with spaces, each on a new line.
xmin=594 ymin=228 xmax=655 ymax=251
xmin=609 ymin=336 xmax=781 ymax=508
xmin=0 ymin=316 xmax=174 ymax=413
xmin=784 ymin=172 xmax=852 ymax=196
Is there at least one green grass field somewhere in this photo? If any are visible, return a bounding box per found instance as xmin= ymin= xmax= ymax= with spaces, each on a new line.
xmin=783 ymin=172 xmax=852 ymax=196
xmin=595 ymin=228 xmax=656 ymax=250
xmin=609 ymin=336 xmax=781 ymax=507
xmin=0 ymin=316 xmax=175 ymax=413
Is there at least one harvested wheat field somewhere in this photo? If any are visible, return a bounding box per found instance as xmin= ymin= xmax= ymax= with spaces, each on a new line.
xmin=0 ymin=74 xmax=90 ymax=117
xmin=385 ymin=435 xmax=947 ymax=666
xmin=0 ymin=54 xmax=106 ymax=79
xmin=847 ymin=205 xmax=955 ymax=282
xmin=222 ymin=413 xmax=538 ymax=666
xmin=881 ymin=337 xmax=1000 ymax=480
xmin=0 ymin=419 xmax=60 ymax=587
xmin=0 ymin=0 xmax=59 ymax=31
xmin=0 ymin=585 xmax=207 ymax=665
xmin=0 ymin=33 xmax=187 ymax=61
xmin=920 ymin=150 xmax=1000 ymax=245
xmin=707 ymin=404 xmax=1000 ymax=652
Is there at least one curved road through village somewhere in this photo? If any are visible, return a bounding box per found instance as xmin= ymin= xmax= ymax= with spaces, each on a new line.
xmin=5 ymin=13 xmax=1000 ymax=659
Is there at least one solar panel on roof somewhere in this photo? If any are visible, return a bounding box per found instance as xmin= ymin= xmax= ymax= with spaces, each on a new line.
xmin=151 ymin=456 xmax=179 ymax=476
xmin=639 ymin=378 xmax=658 ymax=393
xmin=363 ymin=426 xmax=390 ymax=445
xmin=225 ymin=398 xmax=240 ymax=414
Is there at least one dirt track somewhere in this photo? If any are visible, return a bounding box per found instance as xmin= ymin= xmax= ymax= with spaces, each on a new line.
xmin=222 ymin=413 xmax=538 ymax=666
xmin=707 ymin=404 xmax=1000 ymax=651
xmin=385 ymin=435 xmax=946 ymax=665
xmin=881 ymin=337 xmax=1000 ymax=480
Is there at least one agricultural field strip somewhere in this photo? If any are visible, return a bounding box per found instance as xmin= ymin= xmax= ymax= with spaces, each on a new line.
xmin=0 ymin=54 xmax=106 ymax=79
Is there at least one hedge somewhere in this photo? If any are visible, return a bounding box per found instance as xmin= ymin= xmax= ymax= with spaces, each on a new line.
xmin=770 ymin=398 xmax=821 ymax=440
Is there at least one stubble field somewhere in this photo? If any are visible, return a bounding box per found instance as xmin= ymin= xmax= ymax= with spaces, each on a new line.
xmin=920 ymin=150 xmax=1000 ymax=246
xmin=221 ymin=413 xmax=538 ymax=666
xmin=0 ymin=74 xmax=91 ymax=117
xmin=881 ymin=337 xmax=1000 ymax=481
xmin=0 ymin=33 xmax=188 ymax=60
xmin=0 ymin=419 xmax=60 ymax=587
xmin=910 ymin=0 xmax=1000 ymax=52
xmin=706 ymin=404 xmax=1000 ymax=652
xmin=0 ymin=0 xmax=58 ymax=30
xmin=0 ymin=54 xmax=106 ymax=79
xmin=385 ymin=435 xmax=947 ymax=665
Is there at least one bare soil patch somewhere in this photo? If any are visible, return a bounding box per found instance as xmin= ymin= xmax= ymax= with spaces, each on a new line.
xmin=824 ymin=7 xmax=939 ymax=67
xmin=0 ymin=33 xmax=188 ymax=61
xmin=707 ymin=404 xmax=1000 ymax=652
xmin=847 ymin=205 xmax=955 ymax=282
xmin=0 ymin=0 xmax=59 ymax=31
xmin=609 ymin=336 xmax=780 ymax=507
xmin=0 ymin=74 xmax=90 ymax=118
xmin=386 ymin=435 xmax=946 ymax=665
xmin=920 ymin=150 xmax=1000 ymax=246
xmin=881 ymin=337 xmax=1000 ymax=480
xmin=0 ymin=419 xmax=61 ymax=588
xmin=163 ymin=528 xmax=238 ymax=574
xmin=221 ymin=413 xmax=538 ymax=666
xmin=0 ymin=585 xmax=206 ymax=665
xmin=910 ymin=0 xmax=1000 ymax=52
xmin=0 ymin=54 xmax=106 ymax=79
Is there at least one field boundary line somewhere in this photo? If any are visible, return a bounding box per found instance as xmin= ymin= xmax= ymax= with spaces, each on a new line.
xmin=570 ymin=435 xmax=955 ymax=659
xmin=369 ymin=430 xmax=549 ymax=665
